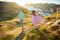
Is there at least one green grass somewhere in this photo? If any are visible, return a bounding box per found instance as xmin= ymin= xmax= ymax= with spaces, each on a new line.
xmin=0 ymin=35 xmax=14 ymax=40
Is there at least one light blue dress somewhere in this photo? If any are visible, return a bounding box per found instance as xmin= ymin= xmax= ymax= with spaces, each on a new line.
xmin=18 ymin=11 xmax=24 ymax=20
xmin=18 ymin=11 xmax=24 ymax=27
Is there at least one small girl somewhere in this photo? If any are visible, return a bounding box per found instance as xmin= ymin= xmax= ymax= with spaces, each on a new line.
xmin=32 ymin=10 xmax=42 ymax=28
xmin=18 ymin=10 xmax=24 ymax=32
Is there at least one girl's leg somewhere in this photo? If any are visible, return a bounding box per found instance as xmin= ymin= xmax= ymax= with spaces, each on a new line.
xmin=34 ymin=23 xmax=38 ymax=29
xmin=20 ymin=20 xmax=24 ymax=32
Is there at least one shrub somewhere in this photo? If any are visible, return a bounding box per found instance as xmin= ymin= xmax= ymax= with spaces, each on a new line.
xmin=25 ymin=29 xmax=48 ymax=40
xmin=3 ymin=35 xmax=14 ymax=40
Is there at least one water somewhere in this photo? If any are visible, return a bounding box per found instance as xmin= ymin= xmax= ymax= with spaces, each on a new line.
xmin=39 ymin=12 xmax=51 ymax=16
xmin=25 ymin=6 xmax=51 ymax=16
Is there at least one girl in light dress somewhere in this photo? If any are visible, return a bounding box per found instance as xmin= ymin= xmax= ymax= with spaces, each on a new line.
xmin=32 ymin=10 xmax=42 ymax=28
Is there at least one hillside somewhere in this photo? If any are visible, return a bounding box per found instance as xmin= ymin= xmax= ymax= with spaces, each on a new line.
xmin=24 ymin=13 xmax=60 ymax=40
xmin=0 ymin=2 xmax=26 ymax=21
xmin=0 ymin=2 xmax=60 ymax=40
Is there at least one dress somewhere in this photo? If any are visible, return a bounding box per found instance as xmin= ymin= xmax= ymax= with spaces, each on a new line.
xmin=18 ymin=11 xmax=24 ymax=27
xmin=32 ymin=12 xmax=42 ymax=26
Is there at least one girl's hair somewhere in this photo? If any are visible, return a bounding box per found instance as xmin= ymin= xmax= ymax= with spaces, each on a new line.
xmin=32 ymin=10 xmax=36 ymax=16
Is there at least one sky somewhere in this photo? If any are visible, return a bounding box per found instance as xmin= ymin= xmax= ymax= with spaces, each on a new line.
xmin=0 ymin=0 xmax=60 ymax=6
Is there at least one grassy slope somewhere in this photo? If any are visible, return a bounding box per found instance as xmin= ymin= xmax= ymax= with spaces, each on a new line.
xmin=24 ymin=13 xmax=60 ymax=40
xmin=0 ymin=2 xmax=26 ymax=21
xmin=0 ymin=2 xmax=29 ymax=40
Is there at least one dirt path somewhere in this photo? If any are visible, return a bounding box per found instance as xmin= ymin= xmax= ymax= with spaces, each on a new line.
xmin=15 ymin=27 xmax=33 ymax=40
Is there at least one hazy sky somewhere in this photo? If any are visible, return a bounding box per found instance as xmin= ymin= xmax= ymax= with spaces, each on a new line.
xmin=0 ymin=0 xmax=60 ymax=6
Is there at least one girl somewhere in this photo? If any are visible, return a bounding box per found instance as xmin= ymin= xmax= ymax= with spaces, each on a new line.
xmin=32 ymin=10 xmax=42 ymax=28
xmin=18 ymin=10 xmax=24 ymax=32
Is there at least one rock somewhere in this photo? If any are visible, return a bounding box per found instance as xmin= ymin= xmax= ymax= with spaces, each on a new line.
xmin=51 ymin=19 xmax=60 ymax=26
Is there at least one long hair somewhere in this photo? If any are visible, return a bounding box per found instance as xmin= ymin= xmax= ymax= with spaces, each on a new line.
xmin=32 ymin=10 xmax=36 ymax=16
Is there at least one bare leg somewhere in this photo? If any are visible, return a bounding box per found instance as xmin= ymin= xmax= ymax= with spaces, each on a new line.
xmin=34 ymin=23 xmax=38 ymax=29
xmin=20 ymin=20 xmax=24 ymax=32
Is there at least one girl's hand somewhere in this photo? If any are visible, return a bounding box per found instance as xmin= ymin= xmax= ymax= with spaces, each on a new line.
xmin=32 ymin=24 xmax=34 ymax=26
